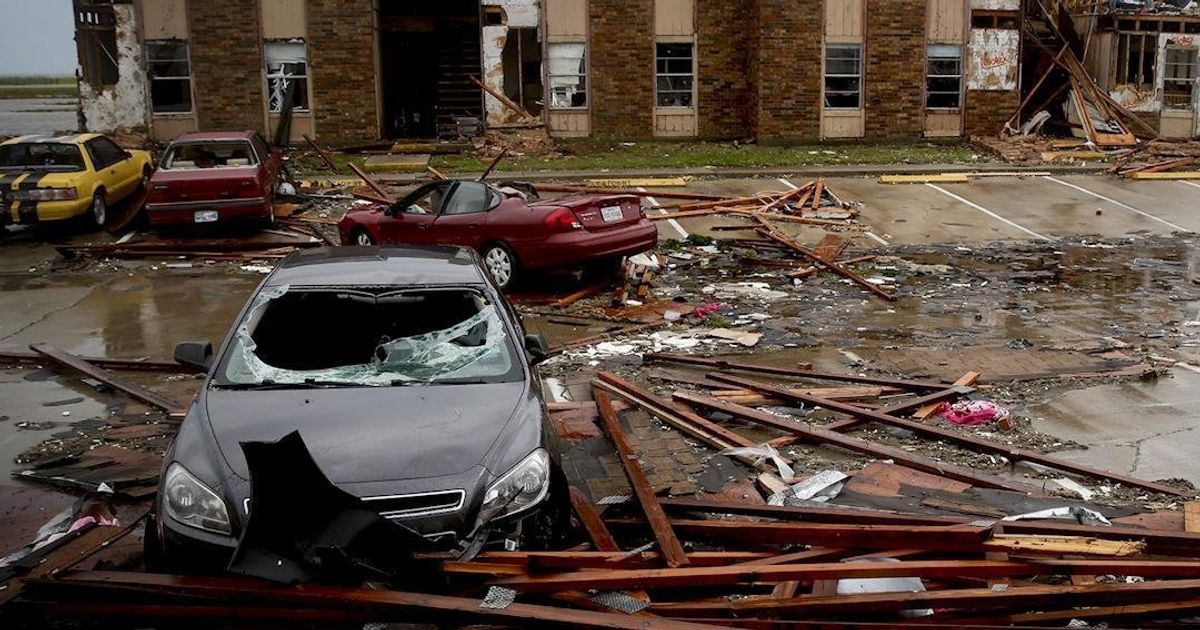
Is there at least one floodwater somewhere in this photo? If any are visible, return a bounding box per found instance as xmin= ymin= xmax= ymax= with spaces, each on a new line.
xmin=0 ymin=97 xmax=78 ymax=137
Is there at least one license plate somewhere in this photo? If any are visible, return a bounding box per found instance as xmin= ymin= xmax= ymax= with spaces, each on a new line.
xmin=600 ymin=206 xmax=623 ymax=222
xmin=194 ymin=210 xmax=219 ymax=223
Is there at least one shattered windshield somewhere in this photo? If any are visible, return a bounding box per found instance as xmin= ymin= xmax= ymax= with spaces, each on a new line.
xmin=215 ymin=285 xmax=520 ymax=388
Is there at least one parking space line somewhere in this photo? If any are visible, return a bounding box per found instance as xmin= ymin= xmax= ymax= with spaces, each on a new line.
xmin=925 ymin=183 xmax=1051 ymax=242
xmin=1181 ymin=181 xmax=1200 ymax=192
xmin=777 ymin=177 xmax=889 ymax=246
xmin=638 ymin=186 xmax=688 ymax=239
xmin=1041 ymin=175 xmax=1189 ymax=233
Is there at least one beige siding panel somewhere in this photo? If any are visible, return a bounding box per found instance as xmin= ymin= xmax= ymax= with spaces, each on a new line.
xmin=150 ymin=116 xmax=198 ymax=143
xmin=1160 ymin=110 xmax=1193 ymax=139
xmin=546 ymin=0 xmax=588 ymax=39
xmin=549 ymin=110 xmax=590 ymax=136
xmin=269 ymin=113 xmax=315 ymax=143
xmin=825 ymin=0 xmax=863 ymax=40
xmin=654 ymin=110 xmax=697 ymax=137
xmin=655 ymin=0 xmax=694 ymax=37
xmin=261 ymin=0 xmax=307 ymax=40
xmin=928 ymin=0 xmax=966 ymax=44
xmin=924 ymin=111 xmax=962 ymax=136
xmin=821 ymin=110 xmax=864 ymax=138
xmin=140 ymin=0 xmax=187 ymax=40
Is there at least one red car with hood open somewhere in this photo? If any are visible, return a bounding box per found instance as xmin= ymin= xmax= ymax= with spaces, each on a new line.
xmin=338 ymin=180 xmax=658 ymax=288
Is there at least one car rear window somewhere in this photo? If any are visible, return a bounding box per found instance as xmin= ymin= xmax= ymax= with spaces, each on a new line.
xmin=0 ymin=143 xmax=85 ymax=172
xmin=162 ymin=141 xmax=258 ymax=170
xmin=215 ymin=286 xmax=521 ymax=388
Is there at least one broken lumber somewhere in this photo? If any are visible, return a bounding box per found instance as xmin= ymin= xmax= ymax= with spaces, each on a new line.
xmin=347 ymin=162 xmax=395 ymax=201
xmin=568 ymin=487 xmax=619 ymax=552
xmin=914 ymin=371 xmax=981 ymax=419
xmin=469 ymin=75 xmax=534 ymax=120
xmin=552 ymin=281 xmax=608 ymax=309
xmin=302 ymin=134 xmax=339 ymax=173
xmin=880 ymin=173 xmax=969 ymax=184
xmin=822 ymin=384 xmax=975 ymax=432
xmin=0 ymin=345 xmax=194 ymax=373
xmin=593 ymin=389 xmax=689 ymax=568
xmin=30 ymin=344 xmax=185 ymax=416
xmin=709 ymin=373 xmax=1190 ymax=497
xmin=755 ymin=227 xmax=896 ymax=302
xmin=595 ymin=372 xmax=756 ymax=452
xmin=531 ymin=184 xmax=726 ymax=201
xmin=478 ymin=146 xmax=510 ymax=182
xmin=645 ymin=353 xmax=947 ymax=391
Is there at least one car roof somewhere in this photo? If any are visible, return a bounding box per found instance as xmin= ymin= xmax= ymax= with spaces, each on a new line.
xmin=1 ymin=133 xmax=103 ymax=147
xmin=170 ymin=131 xmax=257 ymax=143
xmin=266 ymin=246 xmax=488 ymax=288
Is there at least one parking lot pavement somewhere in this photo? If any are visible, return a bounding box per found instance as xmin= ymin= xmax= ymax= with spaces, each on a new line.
xmin=651 ymin=174 xmax=1200 ymax=246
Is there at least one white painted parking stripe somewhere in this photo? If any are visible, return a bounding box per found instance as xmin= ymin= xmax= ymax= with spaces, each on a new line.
xmin=1041 ymin=175 xmax=1189 ymax=233
xmin=638 ymin=186 xmax=688 ymax=239
xmin=777 ymin=177 xmax=890 ymax=245
xmin=1181 ymin=181 xmax=1200 ymax=192
xmin=925 ymin=183 xmax=1052 ymax=242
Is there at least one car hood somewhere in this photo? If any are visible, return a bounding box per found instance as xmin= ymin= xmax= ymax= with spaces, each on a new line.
xmin=204 ymin=382 xmax=524 ymax=484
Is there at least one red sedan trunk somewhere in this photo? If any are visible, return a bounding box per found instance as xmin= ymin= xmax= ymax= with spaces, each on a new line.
xmin=146 ymin=131 xmax=280 ymax=228
xmin=338 ymin=181 xmax=658 ymax=288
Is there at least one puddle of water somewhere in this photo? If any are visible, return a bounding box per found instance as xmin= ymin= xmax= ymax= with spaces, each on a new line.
xmin=0 ymin=368 xmax=110 ymax=479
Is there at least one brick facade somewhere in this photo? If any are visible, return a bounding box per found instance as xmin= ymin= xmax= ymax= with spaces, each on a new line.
xmin=589 ymin=0 xmax=654 ymax=137
xmin=697 ymin=0 xmax=756 ymax=139
xmin=754 ymin=0 xmax=821 ymax=141
xmin=308 ymin=0 xmax=379 ymax=144
xmin=865 ymin=0 xmax=926 ymax=138
xmin=187 ymin=0 xmax=264 ymax=132
xmin=964 ymin=89 xmax=1018 ymax=137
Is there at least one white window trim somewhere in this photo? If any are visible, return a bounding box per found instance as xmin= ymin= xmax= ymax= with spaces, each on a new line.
xmin=655 ymin=41 xmax=696 ymax=110
xmin=547 ymin=41 xmax=589 ymax=111
xmin=824 ymin=44 xmax=863 ymax=111
xmin=146 ymin=40 xmax=195 ymax=116
xmin=264 ymin=40 xmax=311 ymax=114
xmin=926 ymin=45 xmax=963 ymax=111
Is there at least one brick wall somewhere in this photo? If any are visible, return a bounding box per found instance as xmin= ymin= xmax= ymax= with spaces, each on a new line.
xmin=187 ymin=0 xmax=264 ymax=132
xmin=864 ymin=0 xmax=925 ymax=138
xmin=964 ymin=89 xmax=1018 ymax=137
xmin=309 ymin=0 xmax=379 ymax=144
xmin=590 ymin=0 xmax=653 ymax=137
xmin=697 ymin=0 xmax=755 ymax=139
xmin=755 ymin=0 xmax=821 ymax=141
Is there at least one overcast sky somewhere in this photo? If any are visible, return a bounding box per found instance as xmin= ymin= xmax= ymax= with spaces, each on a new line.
xmin=0 ymin=0 xmax=76 ymax=76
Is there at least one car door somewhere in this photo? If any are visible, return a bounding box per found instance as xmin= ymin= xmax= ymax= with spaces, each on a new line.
xmin=251 ymin=133 xmax=280 ymax=197
xmin=432 ymin=182 xmax=494 ymax=249
xmin=85 ymin=137 xmax=137 ymax=199
xmin=378 ymin=181 xmax=451 ymax=245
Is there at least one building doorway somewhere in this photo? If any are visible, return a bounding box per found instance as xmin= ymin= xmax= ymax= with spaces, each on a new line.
xmin=380 ymin=0 xmax=482 ymax=138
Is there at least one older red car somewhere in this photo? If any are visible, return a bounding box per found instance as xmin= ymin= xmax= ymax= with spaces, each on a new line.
xmin=146 ymin=131 xmax=282 ymax=228
xmin=338 ymin=181 xmax=658 ymax=289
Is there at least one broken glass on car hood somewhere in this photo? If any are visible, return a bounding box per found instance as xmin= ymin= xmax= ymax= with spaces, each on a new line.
xmin=221 ymin=285 xmax=514 ymax=387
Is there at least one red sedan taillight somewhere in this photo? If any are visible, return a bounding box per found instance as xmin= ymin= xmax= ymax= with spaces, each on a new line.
xmin=544 ymin=208 xmax=582 ymax=231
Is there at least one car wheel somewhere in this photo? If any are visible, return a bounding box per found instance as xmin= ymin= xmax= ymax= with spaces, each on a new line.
xmin=351 ymin=228 xmax=374 ymax=246
xmin=482 ymin=243 xmax=517 ymax=290
xmin=142 ymin=513 xmax=165 ymax=571
xmin=90 ymin=190 xmax=107 ymax=227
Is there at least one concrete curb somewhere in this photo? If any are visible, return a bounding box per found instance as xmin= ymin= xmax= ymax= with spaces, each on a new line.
xmin=374 ymin=163 xmax=1105 ymax=184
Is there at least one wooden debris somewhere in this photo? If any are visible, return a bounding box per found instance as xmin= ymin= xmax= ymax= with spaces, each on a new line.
xmin=347 ymin=162 xmax=395 ymax=201
xmin=302 ymin=134 xmax=340 ymax=173
xmin=755 ymin=227 xmax=896 ymax=302
xmin=30 ymin=344 xmax=185 ymax=416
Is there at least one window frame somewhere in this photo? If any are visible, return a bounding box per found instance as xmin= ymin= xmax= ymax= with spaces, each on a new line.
xmin=1116 ymin=32 xmax=1158 ymax=91
xmin=546 ymin=42 xmax=589 ymax=110
xmin=85 ymin=137 xmax=127 ymax=170
xmin=925 ymin=44 xmax=963 ymax=111
xmin=1163 ymin=46 xmax=1198 ymax=109
xmin=824 ymin=44 xmax=863 ymax=110
xmin=655 ymin=42 xmax=696 ymax=109
xmin=264 ymin=41 xmax=311 ymax=114
xmin=145 ymin=40 xmax=193 ymax=115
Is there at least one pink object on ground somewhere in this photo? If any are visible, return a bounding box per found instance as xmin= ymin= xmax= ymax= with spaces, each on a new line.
xmin=936 ymin=400 xmax=1009 ymax=427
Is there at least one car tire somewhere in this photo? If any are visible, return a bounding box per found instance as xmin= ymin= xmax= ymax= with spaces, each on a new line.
xmin=350 ymin=228 xmax=374 ymax=246
xmin=481 ymin=242 xmax=518 ymax=290
xmin=142 ymin=513 xmax=165 ymax=571
xmin=89 ymin=190 xmax=107 ymax=228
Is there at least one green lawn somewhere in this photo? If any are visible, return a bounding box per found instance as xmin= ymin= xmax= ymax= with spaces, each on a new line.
xmin=0 ymin=76 xmax=78 ymax=99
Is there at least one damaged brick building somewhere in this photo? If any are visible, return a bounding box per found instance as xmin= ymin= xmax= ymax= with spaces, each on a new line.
xmin=73 ymin=0 xmax=1023 ymax=144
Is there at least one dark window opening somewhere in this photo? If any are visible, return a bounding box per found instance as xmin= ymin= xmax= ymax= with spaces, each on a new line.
xmin=656 ymin=42 xmax=695 ymax=108
xmin=75 ymin=2 xmax=119 ymax=87
xmin=824 ymin=44 xmax=862 ymax=109
xmin=146 ymin=40 xmax=192 ymax=113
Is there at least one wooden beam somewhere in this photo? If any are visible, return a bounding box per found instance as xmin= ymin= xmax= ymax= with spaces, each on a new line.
xmin=659 ymin=498 xmax=966 ymax=527
xmin=708 ymin=373 xmax=1190 ymax=497
xmin=347 ymin=163 xmax=395 ymax=201
xmin=606 ymin=518 xmax=993 ymax=551
xmin=594 ymin=372 xmax=756 ymax=451
xmin=672 ymin=391 xmax=1039 ymax=493
xmin=30 ymin=344 xmax=184 ymax=415
xmin=302 ymin=134 xmax=339 ymax=173
xmin=755 ymin=227 xmax=896 ymax=302
xmin=568 ymin=487 xmax=619 ymax=552
xmin=593 ymin=388 xmax=689 ymax=568
xmin=645 ymin=353 xmax=947 ymax=391
xmin=0 ymin=345 xmax=194 ymax=373
xmin=823 ymin=385 xmax=975 ymax=432
xmin=478 ymin=146 xmax=510 ymax=182
xmin=914 ymin=371 xmax=981 ymax=419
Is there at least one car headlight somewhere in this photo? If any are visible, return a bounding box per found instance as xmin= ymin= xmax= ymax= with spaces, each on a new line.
xmin=478 ymin=449 xmax=550 ymax=523
xmin=27 ymin=187 xmax=78 ymax=201
xmin=163 ymin=462 xmax=231 ymax=534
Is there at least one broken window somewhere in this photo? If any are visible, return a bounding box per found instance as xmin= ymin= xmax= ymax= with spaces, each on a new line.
xmin=161 ymin=141 xmax=259 ymax=170
xmin=217 ymin=286 xmax=519 ymax=387
xmin=547 ymin=42 xmax=587 ymax=109
xmin=824 ymin=44 xmax=862 ymax=109
xmin=1163 ymin=47 xmax=1198 ymax=109
xmin=146 ymin=41 xmax=192 ymax=114
xmin=1116 ymin=32 xmax=1157 ymax=90
xmin=75 ymin=2 xmax=119 ymax=87
xmin=265 ymin=41 xmax=309 ymax=112
xmin=655 ymin=43 xmax=694 ymax=108
xmin=926 ymin=45 xmax=963 ymax=110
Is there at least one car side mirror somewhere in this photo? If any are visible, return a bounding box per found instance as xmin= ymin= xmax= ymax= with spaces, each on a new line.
xmin=174 ymin=341 xmax=214 ymax=372
xmin=523 ymin=333 xmax=550 ymax=365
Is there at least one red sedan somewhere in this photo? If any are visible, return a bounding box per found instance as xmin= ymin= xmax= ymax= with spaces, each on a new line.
xmin=338 ymin=180 xmax=658 ymax=289
xmin=146 ymin=131 xmax=282 ymax=228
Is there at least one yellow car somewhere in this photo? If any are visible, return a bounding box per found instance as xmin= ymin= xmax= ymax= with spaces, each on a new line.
xmin=0 ymin=133 xmax=154 ymax=227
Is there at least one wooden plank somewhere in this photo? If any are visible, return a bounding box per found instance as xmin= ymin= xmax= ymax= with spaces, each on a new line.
xmin=914 ymin=371 xmax=981 ymax=419
xmin=1130 ymin=170 xmax=1200 ymax=180
xmin=879 ymin=173 xmax=969 ymax=184
xmin=302 ymin=134 xmax=339 ymax=173
xmin=1185 ymin=501 xmax=1200 ymax=533
xmin=659 ymin=498 xmax=966 ymax=527
xmin=553 ymin=281 xmax=608 ymax=309
xmin=593 ymin=388 xmax=689 ymax=568
xmin=645 ymin=353 xmax=947 ymax=391
xmin=755 ymin=227 xmax=896 ymax=302
xmin=568 ymin=487 xmax=619 ymax=552
xmin=469 ymin=75 xmax=533 ymax=119
xmin=708 ymin=373 xmax=1190 ymax=497
xmin=606 ymin=518 xmax=992 ymax=550
xmin=585 ymin=177 xmax=689 ymax=188
xmin=822 ymin=384 xmax=974 ymax=432
xmin=0 ymin=345 xmax=194 ymax=373
xmin=595 ymin=372 xmax=756 ymax=451
xmin=673 ymin=391 xmax=1039 ymax=493
xmin=347 ymin=163 xmax=395 ymax=201
xmin=533 ymin=184 xmax=725 ymax=201
xmin=30 ymin=343 xmax=184 ymax=414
